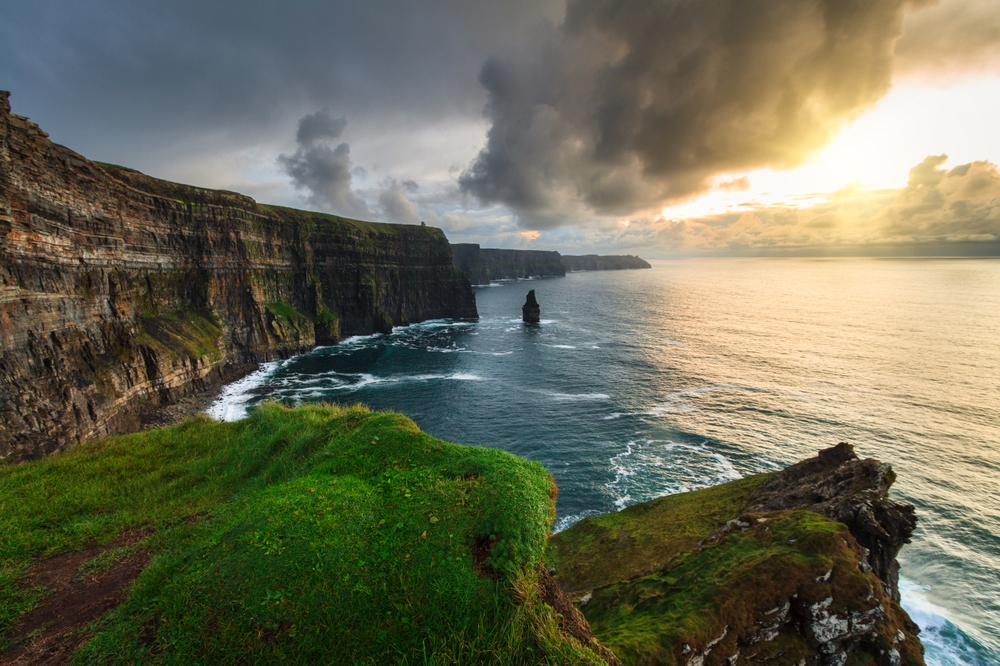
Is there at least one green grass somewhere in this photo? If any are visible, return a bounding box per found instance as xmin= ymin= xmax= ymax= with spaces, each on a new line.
xmin=0 ymin=404 xmax=607 ymax=664
xmin=547 ymin=479 xmax=923 ymax=666
xmin=265 ymin=301 xmax=309 ymax=325
xmin=545 ymin=475 xmax=770 ymax=593
xmin=137 ymin=308 xmax=222 ymax=361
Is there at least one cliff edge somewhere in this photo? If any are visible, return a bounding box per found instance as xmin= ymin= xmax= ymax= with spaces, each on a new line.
xmin=547 ymin=444 xmax=923 ymax=666
xmin=0 ymin=91 xmax=477 ymax=460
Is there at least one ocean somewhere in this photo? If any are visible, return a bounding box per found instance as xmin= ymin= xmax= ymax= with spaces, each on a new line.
xmin=207 ymin=257 xmax=1000 ymax=665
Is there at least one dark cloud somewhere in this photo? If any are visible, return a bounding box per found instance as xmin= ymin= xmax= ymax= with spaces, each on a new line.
xmin=460 ymin=0 xmax=925 ymax=227
xmin=296 ymin=110 xmax=347 ymax=145
xmin=278 ymin=111 xmax=369 ymax=217
xmin=0 ymin=0 xmax=563 ymax=175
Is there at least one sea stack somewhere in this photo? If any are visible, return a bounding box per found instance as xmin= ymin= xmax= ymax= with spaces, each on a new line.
xmin=522 ymin=290 xmax=540 ymax=323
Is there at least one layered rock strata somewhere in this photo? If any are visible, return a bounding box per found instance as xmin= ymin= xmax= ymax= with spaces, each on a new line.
xmin=0 ymin=91 xmax=477 ymax=460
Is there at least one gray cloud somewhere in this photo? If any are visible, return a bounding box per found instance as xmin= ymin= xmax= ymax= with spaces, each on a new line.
xmin=895 ymin=0 xmax=1000 ymax=77
xmin=378 ymin=179 xmax=421 ymax=224
xmin=460 ymin=0 xmax=926 ymax=227
xmin=296 ymin=110 xmax=347 ymax=145
xmin=0 ymin=1 xmax=563 ymax=181
xmin=278 ymin=111 xmax=369 ymax=217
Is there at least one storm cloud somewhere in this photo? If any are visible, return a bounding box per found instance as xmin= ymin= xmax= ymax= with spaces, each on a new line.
xmin=278 ymin=111 xmax=369 ymax=218
xmin=460 ymin=0 xmax=926 ymax=227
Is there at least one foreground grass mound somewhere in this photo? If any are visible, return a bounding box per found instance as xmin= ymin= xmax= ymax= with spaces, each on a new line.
xmin=546 ymin=476 xmax=923 ymax=666
xmin=0 ymin=403 xmax=609 ymax=664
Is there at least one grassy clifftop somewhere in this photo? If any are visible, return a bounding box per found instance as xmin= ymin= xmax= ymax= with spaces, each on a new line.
xmin=0 ymin=404 xmax=608 ymax=664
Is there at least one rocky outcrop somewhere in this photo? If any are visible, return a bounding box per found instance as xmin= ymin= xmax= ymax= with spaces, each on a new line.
xmin=546 ymin=445 xmax=924 ymax=666
xmin=451 ymin=243 xmax=565 ymax=285
xmin=522 ymin=290 xmax=540 ymax=323
xmin=0 ymin=91 xmax=477 ymax=460
xmin=746 ymin=442 xmax=917 ymax=602
xmin=561 ymin=255 xmax=651 ymax=271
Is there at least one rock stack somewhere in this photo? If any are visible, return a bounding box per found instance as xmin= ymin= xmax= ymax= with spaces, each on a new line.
xmin=522 ymin=290 xmax=540 ymax=323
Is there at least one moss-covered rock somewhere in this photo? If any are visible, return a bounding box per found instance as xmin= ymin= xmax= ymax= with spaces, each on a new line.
xmin=546 ymin=446 xmax=924 ymax=666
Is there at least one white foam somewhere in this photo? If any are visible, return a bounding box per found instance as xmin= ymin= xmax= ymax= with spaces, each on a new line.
xmin=664 ymin=338 xmax=686 ymax=348
xmin=547 ymin=344 xmax=577 ymax=349
xmin=548 ymin=392 xmax=611 ymax=402
xmin=602 ymin=413 xmax=624 ymax=420
xmin=204 ymin=360 xmax=282 ymax=422
xmin=897 ymin=577 xmax=997 ymax=666
xmin=646 ymin=384 xmax=745 ymax=415
xmin=552 ymin=510 xmax=604 ymax=534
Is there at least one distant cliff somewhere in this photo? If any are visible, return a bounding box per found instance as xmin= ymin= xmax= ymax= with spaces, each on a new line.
xmin=0 ymin=91 xmax=477 ymax=460
xmin=451 ymin=244 xmax=650 ymax=285
xmin=451 ymin=244 xmax=565 ymax=285
xmin=561 ymin=255 xmax=651 ymax=271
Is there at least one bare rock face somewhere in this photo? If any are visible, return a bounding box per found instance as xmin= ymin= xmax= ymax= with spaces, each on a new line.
xmin=522 ymin=290 xmax=540 ymax=323
xmin=746 ymin=442 xmax=917 ymax=601
xmin=0 ymin=91 xmax=477 ymax=460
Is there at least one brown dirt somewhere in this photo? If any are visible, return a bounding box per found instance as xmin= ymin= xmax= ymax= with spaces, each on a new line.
xmin=536 ymin=564 xmax=621 ymax=666
xmin=1 ymin=529 xmax=153 ymax=665
xmin=471 ymin=535 xmax=501 ymax=579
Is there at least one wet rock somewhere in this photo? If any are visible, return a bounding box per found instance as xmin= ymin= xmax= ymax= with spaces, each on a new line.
xmin=522 ymin=290 xmax=540 ymax=323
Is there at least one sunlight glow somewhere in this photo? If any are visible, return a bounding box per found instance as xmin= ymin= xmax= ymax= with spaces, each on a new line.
xmin=661 ymin=77 xmax=1000 ymax=221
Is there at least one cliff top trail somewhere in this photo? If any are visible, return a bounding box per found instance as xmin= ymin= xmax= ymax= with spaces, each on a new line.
xmin=0 ymin=90 xmax=476 ymax=460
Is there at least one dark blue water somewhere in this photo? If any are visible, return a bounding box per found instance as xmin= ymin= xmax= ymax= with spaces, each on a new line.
xmin=209 ymin=258 xmax=1000 ymax=665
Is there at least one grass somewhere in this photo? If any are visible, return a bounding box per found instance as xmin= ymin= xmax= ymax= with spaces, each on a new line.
xmin=137 ymin=308 xmax=222 ymax=361
xmin=0 ymin=404 xmax=607 ymax=664
xmin=547 ymin=479 xmax=923 ymax=666
xmin=265 ymin=301 xmax=309 ymax=326
xmin=545 ymin=475 xmax=770 ymax=593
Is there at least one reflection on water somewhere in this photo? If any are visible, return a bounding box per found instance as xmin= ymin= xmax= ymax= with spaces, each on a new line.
xmin=208 ymin=258 xmax=1000 ymax=665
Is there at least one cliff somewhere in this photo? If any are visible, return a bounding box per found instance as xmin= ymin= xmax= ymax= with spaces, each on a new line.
xmin=0 ymin=91 xmax=477 ymax=460
xmin=451 ymin=244 xmax=651 ymax=285
xmin=451 ymin=243 xmax=565 ymax=285
xmin=562 ymin=254 xmax=652 ymax=271
xmin=546 ymin=443 xmax=924 ymax=666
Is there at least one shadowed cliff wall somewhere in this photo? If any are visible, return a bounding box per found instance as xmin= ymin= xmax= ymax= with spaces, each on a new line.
xmin=451 ymin=244 xmax=566 ymax=285
xmin=561 ymin=255 xmax=651 ymax=271
xmin=0 ymin=91 xmax=477 ymax=460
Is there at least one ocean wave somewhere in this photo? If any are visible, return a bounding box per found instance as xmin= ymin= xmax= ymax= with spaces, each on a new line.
xmin=547 ymin=392 xmax=611 ymax=402
xmin=552 ymin=510 xmax=604 ymax=534
xmin=899 ymin=578 xmax=996 ymax=666
xmin=646 ymin=384 xmax=747 ymax=415
xmin=204 ymin=360 xmax=283 ymax=422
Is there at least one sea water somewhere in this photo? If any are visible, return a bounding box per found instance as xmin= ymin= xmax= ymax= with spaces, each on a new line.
xmin=207 ymin=258 xmax=1000 ymax=665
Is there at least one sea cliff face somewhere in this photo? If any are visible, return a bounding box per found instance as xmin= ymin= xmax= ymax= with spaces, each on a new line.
xmin=562 ymin=254 xmax=651 ymax=271
xmin=451 ymin=243 xmax=566 ymax=285
xmin=0 ymin=91 xmax=477 ymax=460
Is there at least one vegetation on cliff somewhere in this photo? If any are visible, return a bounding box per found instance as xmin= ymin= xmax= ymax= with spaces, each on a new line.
xmin=546 ymin=450 xmax=924 ymax=666
xmin=0 ymin=404 xmax=609 ymax=664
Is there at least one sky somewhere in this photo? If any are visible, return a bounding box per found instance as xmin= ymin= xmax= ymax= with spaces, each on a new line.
xmin=1 ymin=0 xmax=998 ymax=257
